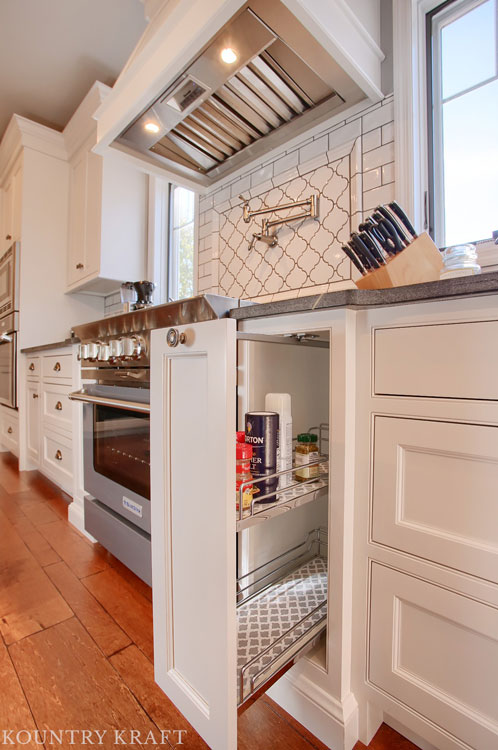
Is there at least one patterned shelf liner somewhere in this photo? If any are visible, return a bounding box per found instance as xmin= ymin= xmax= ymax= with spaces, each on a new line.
xmin=237 ymin=556 xmax=328 ymax=705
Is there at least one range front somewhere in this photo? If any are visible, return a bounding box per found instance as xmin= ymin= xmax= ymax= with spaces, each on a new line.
xmin=70 ymin=294 xmax=243 ymax=585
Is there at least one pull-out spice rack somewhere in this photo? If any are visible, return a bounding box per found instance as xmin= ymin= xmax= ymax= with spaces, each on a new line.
xmin=236 ymin=528 xmax=328 ymax=706
xmin=236 ymin=424 xmax=330 ymax=532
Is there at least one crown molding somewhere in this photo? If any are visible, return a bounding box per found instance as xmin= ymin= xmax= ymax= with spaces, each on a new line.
xmin=63 ymin=81 xmax=111 ymax=160
xmin=0 ymin=115 xmax=67 ymax=179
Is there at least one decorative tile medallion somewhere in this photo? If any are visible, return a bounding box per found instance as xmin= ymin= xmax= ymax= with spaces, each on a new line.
xmin=218 ymin=156 xmax=352 ymax=299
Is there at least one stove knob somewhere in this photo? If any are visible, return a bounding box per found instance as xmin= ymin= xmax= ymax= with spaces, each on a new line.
xmin=87 ymin=342 xmax=100 ymax=361
xmin=122 ymin=336 xmax=142 ymax=360
xmin=78 ymin=343 xmax=89 ymax=361
xmin=98 ymin=343 xmax=111 ymax=362
xmin=109 ymin=338 xmax=124 ymax=359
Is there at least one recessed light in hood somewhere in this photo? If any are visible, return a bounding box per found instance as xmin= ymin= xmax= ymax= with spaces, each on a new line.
xmin=117 ymin=0 xmax=366 ymax=185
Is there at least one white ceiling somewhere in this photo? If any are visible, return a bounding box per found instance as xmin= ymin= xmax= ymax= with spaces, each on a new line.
xmin=0 ymin=0 xmax=148 ymax=140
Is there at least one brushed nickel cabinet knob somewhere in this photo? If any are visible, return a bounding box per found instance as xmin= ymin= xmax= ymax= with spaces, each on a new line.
xmin=166 ymin=328 xmax=186 ymax=347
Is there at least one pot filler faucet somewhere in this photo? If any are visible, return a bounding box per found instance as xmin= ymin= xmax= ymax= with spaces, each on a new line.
xmin=241 ymin=194 xmax=319 ymax=251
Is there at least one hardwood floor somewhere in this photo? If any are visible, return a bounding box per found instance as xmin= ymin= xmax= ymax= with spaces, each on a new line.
xmin=0 ymin=453 xmax=421 ymax=749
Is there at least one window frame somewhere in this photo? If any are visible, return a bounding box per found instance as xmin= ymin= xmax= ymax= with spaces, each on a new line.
xmin=167 ymin=183 xmax=198 ymax=302
xmin=146 ymin=175 xmax=199 ymax=305
xmin=394 ymin=0 xmax=498 ymax=260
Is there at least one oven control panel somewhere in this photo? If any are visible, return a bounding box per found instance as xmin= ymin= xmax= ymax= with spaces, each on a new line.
xmin=78 ymin=336 xmax=145 ymax=364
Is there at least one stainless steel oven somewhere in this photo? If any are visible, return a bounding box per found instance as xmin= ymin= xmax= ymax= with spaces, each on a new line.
xmin=0 ymin=243 xmax=20 ymax=409
xmin=70 ymin=294 xmax=243 ymax=586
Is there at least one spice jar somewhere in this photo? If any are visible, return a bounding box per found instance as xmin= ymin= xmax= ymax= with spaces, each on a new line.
xmin=236 ymin=441 xmax=255 ymax=511
xmin=294 ymin=433 xmax=319 ymax=482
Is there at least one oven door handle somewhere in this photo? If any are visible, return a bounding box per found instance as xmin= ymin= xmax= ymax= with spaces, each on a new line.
xmin=68 ymin=390 xmax=150 ymax=414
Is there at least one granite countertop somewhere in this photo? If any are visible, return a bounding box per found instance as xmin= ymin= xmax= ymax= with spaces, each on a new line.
xmin=21 ymin=337 xmax=80 ymax=354
xmin=229 ymin=271 xmax=498 ymax=320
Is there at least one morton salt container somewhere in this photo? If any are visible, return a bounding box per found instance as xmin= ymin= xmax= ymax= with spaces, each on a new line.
xmin=244 ymin=411 xmax=279 ymax=501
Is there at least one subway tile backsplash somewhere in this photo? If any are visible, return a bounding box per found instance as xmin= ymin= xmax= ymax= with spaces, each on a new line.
xmin=197 ymin=94 xmax=395 ymax=301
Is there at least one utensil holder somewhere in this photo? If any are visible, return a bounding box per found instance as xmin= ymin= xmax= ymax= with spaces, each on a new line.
xmin=355 ymin=232 xmax=443 ymax=290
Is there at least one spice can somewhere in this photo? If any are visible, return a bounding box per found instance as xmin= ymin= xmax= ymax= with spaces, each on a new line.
xmin=245 ymin=411 xmax=279 ymax=501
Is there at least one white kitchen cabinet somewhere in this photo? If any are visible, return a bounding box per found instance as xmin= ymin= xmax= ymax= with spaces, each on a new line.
xmin=66 ymin=140 xmax=148 ymax=294
xmin=21 ymin=345 xmax=78 ymax=496
xmin=352 ymin=296 xmax=498 ymax=750
xmin=151 ymin=309 xmax=355 ymax=750
xmin=26 ymin=380 xmax=40 ymax=464
xmin=0 ymin=406 xmax=19 ymax=457
xmin=0 ymin=157 xmax=22 ymax=255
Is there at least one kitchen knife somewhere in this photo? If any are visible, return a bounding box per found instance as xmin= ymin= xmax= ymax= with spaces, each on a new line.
xmin=376 ymin=205 xmax=411 ymax=246
xmin=362 ymin=218 xmax=397 ymax=256
xmin=371 ymin=213 xmax=404 ymax=254
xmin=359 ymin=231 xmax=388 ymax=263
xmin=351 ymin=233 xmax=382 ymax=268
xmin=388 ymin=201 xmax=417 ymax=239
xmin=359 ymin=221 xmax=393 ymax=258
xmin=341 ymin=245 xmax=367 ymax=275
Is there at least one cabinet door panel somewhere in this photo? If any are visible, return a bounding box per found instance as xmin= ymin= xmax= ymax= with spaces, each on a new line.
xmin=150 ymin=319 xmax=237 ymax=750
xmin=27 ymin=382 xmax=40 ymax=463
xmin=369 ymin=563 xmax=498 ymax=750
xmin=67 ymin=152 xmax=87 ymax=286
xmin=372 ymin=416 xmax=498 ymax=582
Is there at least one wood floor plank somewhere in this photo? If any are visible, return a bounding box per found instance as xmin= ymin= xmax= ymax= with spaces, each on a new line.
xmin=0 ymin=634 xmax=39 ymax=748
xmin=14 ymin=488 xmax=69 ymax=522
xmin=38 ymin=519 xmax=110 ymax=578
xmin=238 ymin=697 xmax=320 ymax=750
xmin=9 ymin=618 xmax=166 ymax=748
xmin=261 ymin=696 xmax=331 ymax=750
xmin=0 ymin=511 xmax=73 ymax=645
xmin=12 ymin=495 xmax=60 ymax=528
xmin=110 ymin=645 xmax=209 ymax=749
xmin=370 ymin=724 xmax=422 ymax=750
xmin=45 ymin=561 xmax=131 ymax=657
xmin=19 ymin=524 xmax=61 ymax=567
xmin=82 ymin=568 xmax=154 ymax=660
xmin=107 ymin=556 xmax=153 ymax=602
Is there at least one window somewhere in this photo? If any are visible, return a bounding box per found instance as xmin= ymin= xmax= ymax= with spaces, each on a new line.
xmin=427 ymin=0 xmax=498 ymax=246
xmin=168 ymin=185 xmax=196 ymax=300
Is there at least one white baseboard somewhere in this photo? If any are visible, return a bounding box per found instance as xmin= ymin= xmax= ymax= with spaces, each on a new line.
xmin=267 ymin=669 xmax=359 ymax=750
xmin=68 ymin=498 xmax=96 ymax=542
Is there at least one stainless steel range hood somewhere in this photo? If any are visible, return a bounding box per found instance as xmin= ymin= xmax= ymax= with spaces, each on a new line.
xmin=117 ymin=0 xmax=366 ymax=184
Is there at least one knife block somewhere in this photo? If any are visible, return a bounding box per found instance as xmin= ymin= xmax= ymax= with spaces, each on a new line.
xmin=355 ymin=232 xmax=443 ymax=290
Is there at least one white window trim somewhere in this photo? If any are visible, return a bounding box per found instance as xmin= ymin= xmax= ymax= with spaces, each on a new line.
xmin=393 ymin=0 xmax=498 ymax=265
xmin=146 ymin=175 xmax=199 ymax=303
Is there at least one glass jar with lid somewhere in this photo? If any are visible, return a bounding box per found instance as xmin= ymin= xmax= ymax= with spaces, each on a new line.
xmin=294 ymin=433 xmax=319 ymax=482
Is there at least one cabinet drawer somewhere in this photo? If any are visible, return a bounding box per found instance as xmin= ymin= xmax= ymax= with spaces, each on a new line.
xmin=1 ymin=411 xmax=19 ymax=455
xmin=42 ymin=353 xmax=72 ymax=382
xmin=41 ymin=429 xmax=72 ymax=493
xmin=372 ymin=416 xmax=498 ymax=583
xmin=26 ymin=356 xmax=40 ymax=380
xmin=374 ymin=320 xmax=498 ymax=400
xmin=42 ymin=384 xmax=72 ymax=433
xmin=369 ymin=563 xmax=498 ymax=750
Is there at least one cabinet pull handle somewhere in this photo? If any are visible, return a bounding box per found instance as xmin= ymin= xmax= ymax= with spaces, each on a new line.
xmin=76 ymin=263 xmax=84 ymax=269
xmin=32 ymin=393 xmax=39 ymax=399
xmin=55 ymin=449 xmax=63 ymax=461
xmin=55 ymin=401 xmax=62 ymax=410
xmin=29 ymin=363 xmax=35 ymax=371
xmin=7 ymin=426 xmax=12 ymax=434
xmin=5 ymin=234 xmax=12 ymax=241
xmin=53 ymin=362 xmax=61 ymax=372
